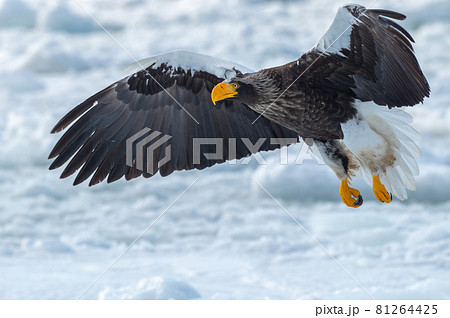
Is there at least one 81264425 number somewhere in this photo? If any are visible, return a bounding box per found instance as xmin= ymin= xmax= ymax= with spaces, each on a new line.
xmin=376 ymin=305 xmax=438 ymax=315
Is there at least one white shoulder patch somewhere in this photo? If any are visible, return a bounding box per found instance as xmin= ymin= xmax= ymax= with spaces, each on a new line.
xmin=313 ymin=4 xmax=364 ymax=56
xmin=123 ymin=50 xmax=254 ymax=79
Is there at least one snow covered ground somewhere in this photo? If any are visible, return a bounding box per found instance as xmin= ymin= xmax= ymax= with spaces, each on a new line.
xmin=0 ymin=0 xmax=449 ymax=299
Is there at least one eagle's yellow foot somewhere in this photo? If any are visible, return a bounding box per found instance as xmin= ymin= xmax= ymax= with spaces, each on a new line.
xmin=340 ymin=178 xmax=363 ymax=208
xmin=372 ymin=175 xmax=392 ymax=203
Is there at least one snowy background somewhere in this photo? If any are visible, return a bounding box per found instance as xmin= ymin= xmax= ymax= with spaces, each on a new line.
xmin=0 ymin=0 xmax=449 ymax=299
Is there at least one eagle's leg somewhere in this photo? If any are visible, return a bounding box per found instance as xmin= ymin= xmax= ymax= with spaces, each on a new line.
xmin=313 ymin=139 xmax=362 ymax=208
xmin=340 ymin=178 xmax=363 ymax=208
xmin=372 ymin=175 xmax=392 ymax=203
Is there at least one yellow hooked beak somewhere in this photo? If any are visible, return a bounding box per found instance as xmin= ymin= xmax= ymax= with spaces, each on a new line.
xmin=211 ymin=83 xmax=238 ymax=105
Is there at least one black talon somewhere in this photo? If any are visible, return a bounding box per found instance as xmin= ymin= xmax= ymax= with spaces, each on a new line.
xmin=353 ymin=194 xmax=363 ymax=207
xmin=389 ymin=193 xmax=393 ymax=202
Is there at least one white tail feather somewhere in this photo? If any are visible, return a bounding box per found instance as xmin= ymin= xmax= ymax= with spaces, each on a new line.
xmin=342 ymin=102 xmax=421 ymax=200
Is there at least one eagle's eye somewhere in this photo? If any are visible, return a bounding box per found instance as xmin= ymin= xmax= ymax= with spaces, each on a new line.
xmin=233 ymin=83 xmax=240 ymax=89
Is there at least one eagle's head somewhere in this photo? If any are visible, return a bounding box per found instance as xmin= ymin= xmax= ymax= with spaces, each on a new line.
xmin=210 ymin=78 xmax=258 ymax=105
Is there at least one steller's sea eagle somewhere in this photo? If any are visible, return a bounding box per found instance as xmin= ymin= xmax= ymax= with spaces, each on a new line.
xmin=49 ymin=4 xmax=430 ymax=208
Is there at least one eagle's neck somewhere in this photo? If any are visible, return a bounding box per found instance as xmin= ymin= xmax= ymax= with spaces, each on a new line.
xmin=244 ymin=62 xmax=301 ymax=113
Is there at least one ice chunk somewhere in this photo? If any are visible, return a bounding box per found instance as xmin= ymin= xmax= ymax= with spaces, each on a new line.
xmin=99 ymin=277 xmax=201 ymax=300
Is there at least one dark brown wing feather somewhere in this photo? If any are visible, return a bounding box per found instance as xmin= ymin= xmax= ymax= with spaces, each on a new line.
xmin=308 ymin=5 xmax=430 ymax=108
xmin=49 ymin=63 xmax=299 ymax=186
xmin=252 ymin=5 xmax=429 ymax=141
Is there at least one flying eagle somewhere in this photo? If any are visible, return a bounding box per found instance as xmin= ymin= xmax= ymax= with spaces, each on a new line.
xmin=49 ymin=4 xmax=430 ymax=208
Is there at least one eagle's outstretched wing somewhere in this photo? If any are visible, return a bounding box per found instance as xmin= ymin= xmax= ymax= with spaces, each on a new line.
xmin=49 ymin=51 xmax=299 ymax=186
xmin=308 ymin=4 xmax=430 ymax=107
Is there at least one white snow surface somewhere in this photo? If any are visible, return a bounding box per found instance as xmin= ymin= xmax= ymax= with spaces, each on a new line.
xmin=0 ymin=0 xmax=449 ymax=300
